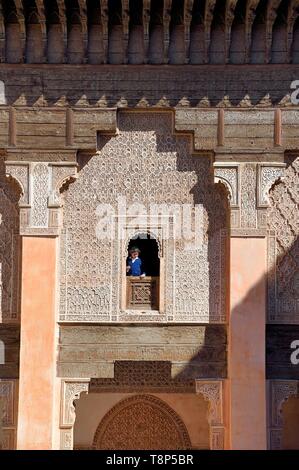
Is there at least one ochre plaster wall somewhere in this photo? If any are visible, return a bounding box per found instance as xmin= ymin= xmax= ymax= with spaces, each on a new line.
xmin=17 ymin=237 xmax=57 ymax=449
xmin=229 ymin=237 xmax=267 ymax=449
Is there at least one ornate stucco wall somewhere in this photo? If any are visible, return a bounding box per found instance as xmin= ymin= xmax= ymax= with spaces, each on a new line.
xmin=59 ymin=111 xmax=228 ymax=323
xmin=0 ymin=0 xmax=298 ymax=452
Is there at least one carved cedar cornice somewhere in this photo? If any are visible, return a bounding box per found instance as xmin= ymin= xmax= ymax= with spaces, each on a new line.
xmin=122 ymin=0 xmax=129 ymax=63
xmin=184 ymin=0 xmax=194 ymax=61
xmin=143 ymin=0 xmax=151 ymax=60
xmin=0 ymin=1 xmax=294 ymax=64
xmin=287 ymin=0 xmax=299 ymax=62
xmin=35 ymin=0 xmax=47 ymax=60
xmin=225 ymin=0 xmax=238 ymax=63
xmin=245 ymin=0 xmax=261 ymax=62
xmin=78 ymin=0 xmax=88 ymax=61
xmin=204 ymin=0 xmax=217 ymax=63
xmin=13 ymin=0 xmax=25 ymax=61
xmin=0 ymin=3 xmax=4 ymax=63
xmin=57 ymin=0 xmax=67 ymax=61
xmin=163 ymin=0 xmax=172 ymax=62
xmin=100 ymin=0 xmax=108 ymax=62
xmin=266 ymin=0 xmax=283 ymax=62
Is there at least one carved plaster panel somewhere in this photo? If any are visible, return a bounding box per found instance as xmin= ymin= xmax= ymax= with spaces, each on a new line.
xmin=214 ymin=165 xmax=239 ymax=206
xmin=92 ymin=394 xmax=192 ymax=450
xmin=267 ymin=157 xmax=299 ymax=323
xmin=0 ymin=379 xmax=17 ymax=450
xmin=217 ymin=162 xmax=288 ymax=234
xmin=257 ymin=164 xmax=285 ymax=207
xmin=268 ymin=380 xmax=299 ymax=450
xmin=59 ymin=112 xmax=228 ymax=323
xmin=60 ymin=379 xmax=90 ymax=450
xmin=5 ymin=161 xmax=77 ymax=236
xmin=0 ymin=173 xmax=21 ymax=322
xmin=240 ymin=163 xmax=257 ymax=229
xmin=196 ymin=379 xmax=224 ymax=450
xmin=31 ymin=163 xmax=50 ymax=227
xmin=5 ymin=163 xmax=29 ymax=206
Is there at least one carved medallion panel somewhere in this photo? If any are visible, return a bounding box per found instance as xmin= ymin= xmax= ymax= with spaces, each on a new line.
xmin=92 ymin=394 xmax=192 ymax=450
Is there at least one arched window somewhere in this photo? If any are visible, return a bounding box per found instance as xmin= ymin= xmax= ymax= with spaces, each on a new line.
xmin=127 ymin=233 xmax=160 ymax=277
xmin=126 ymin=233 xmax=160 ymax=311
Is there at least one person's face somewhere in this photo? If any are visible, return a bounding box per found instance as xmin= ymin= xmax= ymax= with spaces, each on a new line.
xmin=131 ymin=250 xmax=139 ymax=259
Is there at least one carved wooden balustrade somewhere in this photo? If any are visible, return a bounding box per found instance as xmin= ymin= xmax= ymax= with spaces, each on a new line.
xmin=126 ymin=276 xmax=159 ymax=310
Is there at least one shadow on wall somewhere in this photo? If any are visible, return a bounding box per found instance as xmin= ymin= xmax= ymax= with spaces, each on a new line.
xmin=0 ymin=159 xmax=21 ymax=326
xmin=282 ymin=396 xmax=299 ymax=449
xmin=0 ymin=159 xmax=21 ymax=450
xmin=73 ymin=233 xmax=298 ymax=451
xmin=58 ymin=114 xmax=298 ymax=450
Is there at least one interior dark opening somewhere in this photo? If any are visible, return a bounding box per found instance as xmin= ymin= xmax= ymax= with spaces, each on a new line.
xmin=127 ymin=233 xmax=160 ymax=276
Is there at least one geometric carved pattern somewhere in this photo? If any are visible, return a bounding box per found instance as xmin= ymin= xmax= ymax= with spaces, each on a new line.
xmin=60 ymin=379 xmax=90 ymax=450
xmin=90 ymin=361 xmax=195 ymax=393
xmin=0 ymin=172 xmax=21 ymax=322
xmin=257 ymin=165 xmax=285 ymax=207
xmin=240 ymin=163 xmax=257 ymax=229
xmin=60 ymin=375 xmax=225 ymax=450
xmin=214 ymin=165 xmax=238 ymax=206
xmin=268 ymin=380 xmax=299 ymax=450
xmin=216 ymin=162 xmax=285 ymax=232
xmin=0 ymin=379 xmax=17 ymax=450
xmin=267 ymin=157 xmax=299 ymax=323
xmin=196 ymin=380 xmax=225 ymax=450
xmin=31 ymin=163 xmax=50 ymax=228
xmin=5 ymin=161 xmax=77 ymax=236
xmin=60 ymin=112 xmax=228 ymax=323
xmin=92 ymin=394 xmax=192 ymax=450
xmin=5 ymin=164 xmax=29 ymax=206
xmin=126 ymin=277 xmax=159 ymax=310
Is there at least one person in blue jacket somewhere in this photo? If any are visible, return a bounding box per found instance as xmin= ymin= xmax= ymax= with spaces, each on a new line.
xmin=126 ymin=247 xmax=145 ymax=277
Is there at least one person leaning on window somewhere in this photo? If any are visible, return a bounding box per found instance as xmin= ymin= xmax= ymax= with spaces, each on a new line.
xmin=126 ymin=247 xmax=145 ymax=277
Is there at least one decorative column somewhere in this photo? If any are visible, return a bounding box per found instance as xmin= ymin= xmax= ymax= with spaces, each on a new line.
xmin=196 ymin=380 xmax=225 ymax=450
xmin=268 ymin=380 xmax=299 ymax=449
xmin=5 ymin=161 xmax=77 ymax=449
xmin=60 ymin=379 xmax=90 ymax=450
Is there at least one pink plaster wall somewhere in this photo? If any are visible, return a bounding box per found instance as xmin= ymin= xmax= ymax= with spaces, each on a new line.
xmin=229 ymin=237 xmax=267 ymax=449
xmin=17 ymin=237 xmax=57 ymax=450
